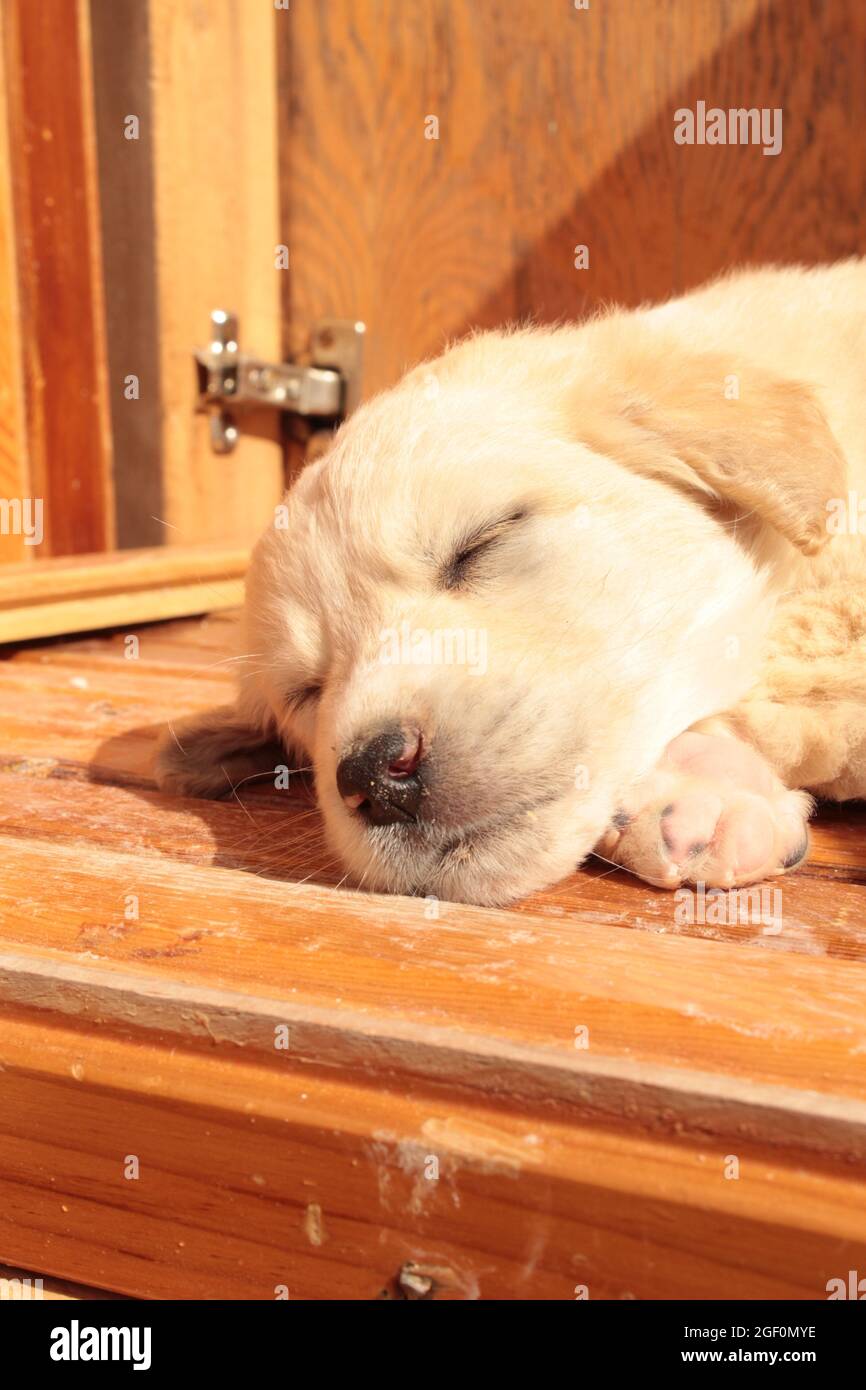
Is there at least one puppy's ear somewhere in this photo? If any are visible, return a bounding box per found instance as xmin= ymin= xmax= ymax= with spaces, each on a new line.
xmin=154 ymin=705 xmax=288 ymax=799
xmin=582 ymin=347 xmax=846 ymax=555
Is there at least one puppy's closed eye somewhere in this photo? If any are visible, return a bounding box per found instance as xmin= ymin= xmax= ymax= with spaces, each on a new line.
xmin=286 ymin=683 xmax=323 ymax=713
xmin=440 ymin=509 xmax=528 ymax=591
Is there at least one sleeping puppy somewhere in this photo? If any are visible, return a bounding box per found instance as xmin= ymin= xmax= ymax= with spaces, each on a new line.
xmin=157 ymin=261 xmax=866 ymax=906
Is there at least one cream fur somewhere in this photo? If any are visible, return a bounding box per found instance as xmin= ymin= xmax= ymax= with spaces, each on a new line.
xmin=156 ymin=261 xmax=866 ymax=906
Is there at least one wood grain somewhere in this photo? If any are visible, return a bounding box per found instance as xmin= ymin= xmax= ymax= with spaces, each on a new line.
xmin=2 ymin=0 xmax=287 ymax=570
xmin=1 ymin=612 xmax=866 ymax=1297
xmin=146 ymin=0 xmax=285 ymax=546
xmin=0 ymin=17 xmax=28 ymax=566
xmin=3 ymin=612 xmax=864 ymax=961
xmin=3 ymin=1006 xmax=863 ymax=1301
xmin=0 ymin=547 xmax=247 ymax=642
xmin=279 ymin=0 xmax=866 ymax=395
xmin=1 ymin=0 xmax=113 ymax=555
xmin=3 ymin=829 xmax=866 ymax=1109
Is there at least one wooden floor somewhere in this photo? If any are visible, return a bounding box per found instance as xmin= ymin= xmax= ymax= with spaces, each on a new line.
xmin=1 ymin=611 xmax=866 ymax=1299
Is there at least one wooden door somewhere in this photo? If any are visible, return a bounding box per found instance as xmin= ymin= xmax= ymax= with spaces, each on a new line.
xmin=0 ymin=0 xmax=284 ymax=633
xmin=280 ymin=0 xmax=866 ymax=394
xmin=2 ymin=0 xmax=865 ymax=631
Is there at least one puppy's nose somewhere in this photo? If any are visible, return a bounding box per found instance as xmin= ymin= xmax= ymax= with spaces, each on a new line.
xmin=336 ymin=727 xmax=424 ymax=825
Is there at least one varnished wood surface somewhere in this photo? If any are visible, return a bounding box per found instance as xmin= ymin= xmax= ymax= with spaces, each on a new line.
xmin=1 ymin=0 xmax=286 ymax=560
xmin=280 ymin=0 xmax=866 ymax=396
xmin=0 ymin=613 xmax=865 ymax=1298
xmin=5 ymin=999 xmax=865 ymax=1303
xmin=0 ymin=21 xmax=28 ymax=567
xmin=145 ymin=0 xmax=285 ymax=547
xmin=3 ymin=611 xmax=864 ymax=963
xmin=4 ymin=2 xmax=866 ymax=1296
xmin=2 ymin=0 xmax=113 ymax=555
xmin=0 ymin=545 xmax=247 ymax=641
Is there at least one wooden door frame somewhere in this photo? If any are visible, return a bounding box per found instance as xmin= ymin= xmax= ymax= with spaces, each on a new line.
xmin=0 ymin=1 xmax=284 ymax=638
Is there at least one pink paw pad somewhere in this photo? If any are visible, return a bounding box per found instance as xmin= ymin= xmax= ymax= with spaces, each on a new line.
xmin=598 ymin=731 xmax=813 ymax=890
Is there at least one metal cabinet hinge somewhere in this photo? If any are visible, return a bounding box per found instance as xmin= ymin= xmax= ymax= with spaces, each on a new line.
xmin=195 ymin=310 xmax=365 ymax=454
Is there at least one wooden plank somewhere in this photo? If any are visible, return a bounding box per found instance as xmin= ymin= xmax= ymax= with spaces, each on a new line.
xmin=0 ymin=580 xmax=245 ymax=644
xmin=1 ymin=0 xmax=113 ymax=555
xmin=3 ymin=1005 xmax=862 ymax=1301
xmin=146 ymin=0 xmax=284 ymax=546
xmin=278 ymin=0 xmax=866 ymax=396
xmin=2 ymin=876 xmax=866 ymax=1300
xmin=2 ymin=829 xmax=866 ymax=1110
xmin=0 ymin=763 xmax=865 ymax=962
xmin=4 ymin=609 xmax=240 ymax=668
xmin=1 ymin=613 xmax=866 ymax=1298
xmin=0 ymin=546 xmax=247 ymax=641
xmin=0 ymin=17 xmax=28 ymax=566
xmin=0 ymin=614 xmax=864 ymax=959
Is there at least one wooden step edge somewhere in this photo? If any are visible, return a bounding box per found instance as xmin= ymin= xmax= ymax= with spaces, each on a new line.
xmin=3 ymin=946 xmax=866 ymax=1167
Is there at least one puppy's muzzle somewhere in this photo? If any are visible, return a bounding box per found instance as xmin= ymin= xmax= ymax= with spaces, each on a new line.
xmin=336 ymin=726 xmax=425 ymax=825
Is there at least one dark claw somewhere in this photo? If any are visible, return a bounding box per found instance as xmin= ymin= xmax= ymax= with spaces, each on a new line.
xmin=781 ymin=833 xmax=809 ymax=870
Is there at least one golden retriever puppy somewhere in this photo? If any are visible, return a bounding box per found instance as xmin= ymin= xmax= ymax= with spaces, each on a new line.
xmin=157 ymin=261 xmax=866 ymax=906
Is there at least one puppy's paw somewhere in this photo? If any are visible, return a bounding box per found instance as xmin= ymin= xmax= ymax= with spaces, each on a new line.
xmin=595 ymin=731 xmax=812 ymax=889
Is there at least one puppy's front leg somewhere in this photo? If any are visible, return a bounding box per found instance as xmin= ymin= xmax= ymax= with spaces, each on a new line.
xmin=704 ymin=583 xmax=866 ymax=803
xmin=598 ymin=583 xmax=866 ymax=889
xmin=596 ymin=730 xmax=812 ymax=890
